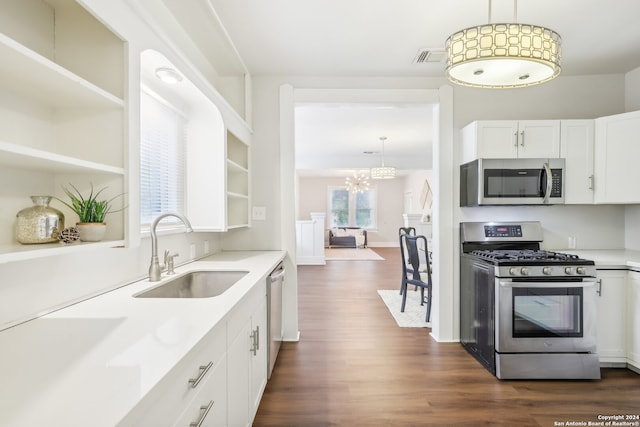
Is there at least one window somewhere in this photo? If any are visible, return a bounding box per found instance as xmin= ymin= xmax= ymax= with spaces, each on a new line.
xmin=328 ymin=187 xmax=377 ymax=229
xmin=139 ymin=88 xmax=186 ymax=226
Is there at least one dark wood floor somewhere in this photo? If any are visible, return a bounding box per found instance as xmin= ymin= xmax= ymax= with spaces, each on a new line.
xmin=254 ymin=248 xmax=640 ymax=426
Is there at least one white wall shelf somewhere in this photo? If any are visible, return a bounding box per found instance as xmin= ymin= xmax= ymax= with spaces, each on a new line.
xmin=0 ymin=141 xmax=125 ymax=175
xmin=0 ymin=239 xmax=125 ymax=264
xmin=0 ymin=34 xmax=124 ymax=108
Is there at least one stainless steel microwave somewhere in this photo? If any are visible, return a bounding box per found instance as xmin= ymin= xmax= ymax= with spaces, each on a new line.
xmin=460 ymin=158 xmax=565 ymax=206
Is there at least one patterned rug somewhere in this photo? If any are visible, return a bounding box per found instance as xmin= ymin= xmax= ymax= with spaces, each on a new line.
xmin=377 ymin=289 xmax=431 ymax=328
xmin=324 ymin=248 xmax=384 ymax=261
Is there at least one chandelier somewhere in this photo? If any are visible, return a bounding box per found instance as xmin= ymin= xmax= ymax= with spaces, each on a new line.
xmin=346 ymin=172 xmax=370 ymax=194
xmin=370 ymin=136 xmax=396 ymax=179
xmin=445 ymin=0 xmax=561 ymax=88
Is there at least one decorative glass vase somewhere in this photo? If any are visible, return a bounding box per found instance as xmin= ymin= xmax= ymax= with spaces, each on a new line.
xmin=16 ymin=196 xmax=65 ymax=244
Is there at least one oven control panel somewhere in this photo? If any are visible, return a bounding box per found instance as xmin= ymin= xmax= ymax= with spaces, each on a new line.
xmin=484 ymin=225 xmax=522 ymax=238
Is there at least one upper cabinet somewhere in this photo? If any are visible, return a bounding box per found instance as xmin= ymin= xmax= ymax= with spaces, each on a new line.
xmin=461 ymin=120 xmax=560 ymax=163
xmin=142 ymin=50 xmax=251 ymax=232
xmin=0 ymin=0 xmax=127 ymax=262
xmin=594 ymin=111 xmax=640 ymax=204
xmin=560 ymin=120 xmax=595 ymax=204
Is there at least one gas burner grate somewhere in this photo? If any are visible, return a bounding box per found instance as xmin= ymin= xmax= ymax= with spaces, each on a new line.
xmin=470 ymin=249 xmax=582 ymax=262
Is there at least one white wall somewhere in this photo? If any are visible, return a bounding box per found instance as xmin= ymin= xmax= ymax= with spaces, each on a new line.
xmin=625 ymin=66 xmax=640 ymax=112
xmin=297 ymin=176 xmax=405 ymax=246
xmin=403 ymin=170 xmax=433 ymax=215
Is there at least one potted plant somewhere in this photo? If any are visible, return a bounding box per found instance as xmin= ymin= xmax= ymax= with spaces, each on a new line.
xmin=55 ymin=183 xmax=125 ymax=242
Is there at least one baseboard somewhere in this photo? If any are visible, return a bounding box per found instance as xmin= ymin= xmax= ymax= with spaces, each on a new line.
xmin=367 ymin=242 xmax=399 ymax=248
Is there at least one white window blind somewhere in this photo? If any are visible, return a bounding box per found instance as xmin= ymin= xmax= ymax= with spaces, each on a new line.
xmin=140 ymin=89 xmax=186 ymax=226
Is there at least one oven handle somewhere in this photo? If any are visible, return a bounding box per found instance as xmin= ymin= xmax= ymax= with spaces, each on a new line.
xmin=499 ymin=279 xmax=596 ymax=288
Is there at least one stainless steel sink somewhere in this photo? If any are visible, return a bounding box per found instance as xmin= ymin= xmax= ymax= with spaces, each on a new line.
xmin=135 ymin=270 xmax=248 ymax=298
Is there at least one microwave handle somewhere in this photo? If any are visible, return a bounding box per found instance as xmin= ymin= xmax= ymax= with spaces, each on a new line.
xmin=542 ymin=162 xmax=552 ymax=204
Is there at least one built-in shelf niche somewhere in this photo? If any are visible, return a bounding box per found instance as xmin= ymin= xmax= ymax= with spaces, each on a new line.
xmin=0 ymin=0 xmax=126 ymax=262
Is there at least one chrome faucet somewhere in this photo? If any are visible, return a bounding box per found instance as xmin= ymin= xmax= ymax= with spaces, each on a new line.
xmin=148 ymin=212 xmax=193 ymax=281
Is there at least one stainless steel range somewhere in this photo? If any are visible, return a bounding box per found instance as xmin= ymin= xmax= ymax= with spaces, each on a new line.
xmin=460 ymin=221 xmax=601 ymax=380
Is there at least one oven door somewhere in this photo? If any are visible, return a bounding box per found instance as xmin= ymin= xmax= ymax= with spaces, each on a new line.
xmin=495 ymin=278 xmax=598 ymax=353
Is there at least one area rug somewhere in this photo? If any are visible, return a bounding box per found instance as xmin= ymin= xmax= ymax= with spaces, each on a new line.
xmin=324 ymin=248 xmax=384 ymax=261
xmin=377 ymin=289 xmax=431 ymax=328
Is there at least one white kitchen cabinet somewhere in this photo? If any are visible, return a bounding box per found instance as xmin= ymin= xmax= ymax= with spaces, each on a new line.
xmin=560 ymin=120 xmax=595 ymax=204
xmin=124 ymin=324 xmax=227 ymax=427
xmin=0 ymin=0 xmax=127 ymax=262
xmin=595 ymin=269 xmax=628 ymax=365
xmin=227 ymin=281 xmax=268 ymax=427
xmin=186 ymin=119 xmax=251 ymax=231
xmin=627 ymin=270 xmax=640 ymax=372
xmin=461 ymin=120 xmax=560 ymax=163
xmin=226 ymin=131 xmax=251 ymax=229
xmin=594 ymin=110 xmax=640 ymax=203
xmin=173 ymin=358 xmax=228 ymax=427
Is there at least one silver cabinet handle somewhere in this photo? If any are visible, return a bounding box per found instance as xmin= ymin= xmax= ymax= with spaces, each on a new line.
xmin=250 ymin=329 xmax=257 ymax=355
xmin=249 ymin=326 xmax=260 ymax=355
xmin=188 ymin=362 xmax=213 ymax=388
xmin=190 ymin=400 xmax=214 ymax=427
xmin=513 ymin=131 xmax=518 ymax=147
xmin=520 ymin=130 xmax=525 ymax=146
xmin=596 ymin=279 xmax=602 ymax=297
xmin=256 ymin=325 xmax=260 ymax=350
xmin=588 ymin=174 xmax=595 ymax=190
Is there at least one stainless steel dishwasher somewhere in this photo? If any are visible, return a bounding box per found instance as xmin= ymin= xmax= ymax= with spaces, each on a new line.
xmin=267 ymin=262 xmax=285 ymax=379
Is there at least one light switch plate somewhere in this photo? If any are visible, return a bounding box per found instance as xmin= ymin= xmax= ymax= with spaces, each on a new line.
xmin=252 ymin=206 xmax=266 ymax=221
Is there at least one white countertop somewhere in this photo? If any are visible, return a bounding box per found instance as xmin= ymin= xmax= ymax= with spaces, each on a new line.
xmin=0 ymin=250 xmax=285 ymax=427
xmin=554 ymin=249 xmax=640 ymax=269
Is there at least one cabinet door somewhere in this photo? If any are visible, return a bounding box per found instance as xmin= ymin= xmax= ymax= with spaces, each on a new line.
xmin=595 ymin=270 xmax=627 ymax=363
xmin=628 ymin=271 xmax=640 ymax=369
xmin=516 ymin=120 xmax=560 ymax=158
xmin=594 ymin=111 xmax=640 ymax=203
xmin=227 ymin=317 xmax=252 ymax=427
xmin=473 ymin=121 xmax=520 ymax=159
xmin=560 ymin=120 xmax=595 ymax=204
xmin=249 ymin=299 xmax=268 ymax=420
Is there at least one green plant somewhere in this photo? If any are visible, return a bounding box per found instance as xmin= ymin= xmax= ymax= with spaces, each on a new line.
xmin=56 ymin=183 xmax=125 ymax=223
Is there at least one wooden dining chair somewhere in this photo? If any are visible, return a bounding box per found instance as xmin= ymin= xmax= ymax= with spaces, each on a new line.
xmin=398 ymin=227 xmax=416 ymax=295
xmin=400 ymin=234 xmax=433 ymax=322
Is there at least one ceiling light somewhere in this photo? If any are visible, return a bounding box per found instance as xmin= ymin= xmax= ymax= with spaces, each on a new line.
xmin=445 ymin=0 xmax=561 ymax=88
xmin=370 ymin=136 xmax=396 ymax=179
xmin=155 ymin=67 xmax=183 ymax=84
xmin=345 ymin=172 xmax=370 ymax=194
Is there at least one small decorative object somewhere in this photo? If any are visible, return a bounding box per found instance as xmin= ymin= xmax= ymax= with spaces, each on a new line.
xmin=54 ymin=183 xmax=125 ymax=242
xmin=58 ymin=227 xmax=80 ymax=244
xmin=16 ymin=196 xmax=65 ymax=244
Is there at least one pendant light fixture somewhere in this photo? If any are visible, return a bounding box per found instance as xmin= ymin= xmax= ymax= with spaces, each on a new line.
xmin=370 ymin=136 xmax=396 ymax=179
xmin=345 ymin=171 xmax=370 ymax=194
xmin=445 ymin=0 xmax=561 ymax=88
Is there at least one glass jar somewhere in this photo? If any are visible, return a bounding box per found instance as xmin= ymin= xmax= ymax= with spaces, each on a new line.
xmin=16 ymin=196 xmax=65 ymax=244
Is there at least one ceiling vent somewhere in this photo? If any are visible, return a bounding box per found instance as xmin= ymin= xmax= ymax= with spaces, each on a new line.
xmin=413 ymin=48 xmax=446 ymax=64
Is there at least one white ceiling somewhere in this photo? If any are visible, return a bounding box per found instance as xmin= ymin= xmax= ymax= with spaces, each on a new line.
xmin=204 ymin=0 xmax=640 ymax=176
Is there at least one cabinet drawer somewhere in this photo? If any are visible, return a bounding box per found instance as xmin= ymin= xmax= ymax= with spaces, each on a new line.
xmin=132 ymin=325 xmax=226 ymax=426
xmin=174 ymin=357 xmax=227 ymax=427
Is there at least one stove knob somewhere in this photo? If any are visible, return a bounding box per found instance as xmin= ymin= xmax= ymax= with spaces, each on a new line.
xmin=520 ymin=267 xmax=529 ymax=276
xmin=564 ymin=267 xmax=573 ymax=275
xmin=576 ymin=267 xmax=586 ymax=275
xmin=542 ymin=267 xmax=552 ymax=275
xmin=509 ymin=267 xmax=518 ymax=276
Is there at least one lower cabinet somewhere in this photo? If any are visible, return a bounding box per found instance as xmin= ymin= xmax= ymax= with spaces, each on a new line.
xmin=174 ymin=358 xmax=227 ymax=427
xmin=628 ymin=271 xmax=640 ymax=371
xmin=595 ymin=269 xmax=628 ymax=365
xmin=125 ymin=324 xmax=227 ymax=426
xmin=227 ymin=283 xmax=268 ymax=427
xmin=121 ymin=280 xmax=269 ymax=427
